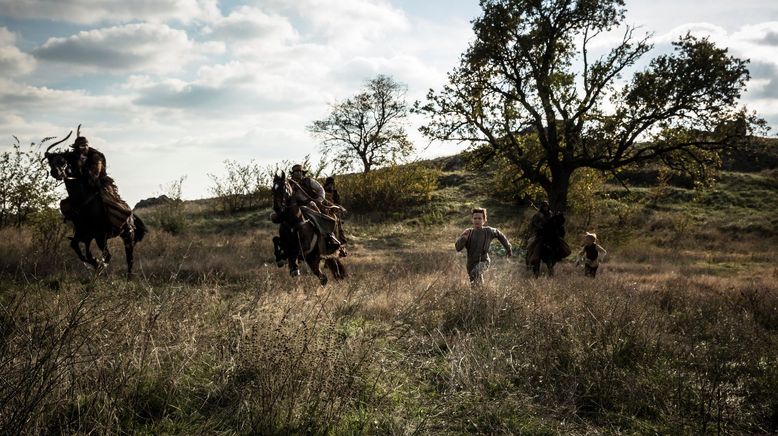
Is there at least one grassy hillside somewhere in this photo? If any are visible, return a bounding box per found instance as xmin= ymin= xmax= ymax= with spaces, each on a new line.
xmin=1 ymin=146 xmax=777 ymax=434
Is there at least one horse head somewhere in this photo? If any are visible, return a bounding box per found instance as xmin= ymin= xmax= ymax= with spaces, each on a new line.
xmin=43 ymin=131 xmax=74 ymax=180
xmin=272 ymin=171 xmax=293 ymax=214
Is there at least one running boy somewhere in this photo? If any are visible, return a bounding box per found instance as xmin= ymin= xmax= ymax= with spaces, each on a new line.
xmin=455 ymin=208 xmax=512 ymax=285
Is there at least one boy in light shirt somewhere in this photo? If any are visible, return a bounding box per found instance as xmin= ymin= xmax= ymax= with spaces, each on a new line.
xmin=455 ymin=208 xmax=512 ymax=285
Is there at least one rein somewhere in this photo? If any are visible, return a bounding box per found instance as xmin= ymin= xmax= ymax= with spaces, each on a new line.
xmin=287 ymin=178 xmax=318 ymax=204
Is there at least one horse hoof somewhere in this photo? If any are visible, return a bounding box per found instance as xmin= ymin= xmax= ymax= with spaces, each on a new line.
xmin=290 ymin=269 xmax=301 ymax=277
xmin=319 ymin=275 xmax=328 ymax=286
xmin=276 ymin=261 xmax=285 ymax=267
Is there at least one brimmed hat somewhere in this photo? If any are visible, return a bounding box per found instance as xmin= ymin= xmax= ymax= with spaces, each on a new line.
xmin=584 ymin=231 xmax=597 ymax=242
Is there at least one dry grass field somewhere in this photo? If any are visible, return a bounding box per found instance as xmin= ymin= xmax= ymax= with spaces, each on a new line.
xmin=1 ymin=163 xmax=777 ymax=434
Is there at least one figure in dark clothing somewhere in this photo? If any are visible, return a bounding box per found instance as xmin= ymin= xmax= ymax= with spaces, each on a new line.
xmin=323 ymin=175 xmax=348 ymax=256
xmin=62 ymin=131 xmax=134 ymax=236
xmin=324 ymin=176 xmax=341 ymax=205
xmin=525 ymin=201 xmax=551 ymax=267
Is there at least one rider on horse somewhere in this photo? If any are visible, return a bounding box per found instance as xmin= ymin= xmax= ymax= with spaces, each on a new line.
xmin=288 ymin=164 xmax=344 ymax=254
xmin=525 ymin=200 xmax=552 ymax=267
xmin=61 ymin=129 xmax=135 ymax=237
xmin=323 ymin=175 xmax=348 ymax=256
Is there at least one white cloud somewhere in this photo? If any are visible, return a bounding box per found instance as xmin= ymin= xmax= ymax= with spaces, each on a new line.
xmin=0 ymin=78 xmax=131 ymax=111
xmin=204 ymin=6 xmax=298 ymax=44
xmin=34 ymin=23 xmax=224 ymax=74
xmin=0 ymin=0 xmax=220 ymax=24
xmin=127 ymin=60 xmax=327 ymax=112
xmin=268 ymin=0 xmax=410 ymax=49
xmin=652 ymin=23 xmax=729 ymax=45
xmin=0 ymin=27 xmax=36 ymax=76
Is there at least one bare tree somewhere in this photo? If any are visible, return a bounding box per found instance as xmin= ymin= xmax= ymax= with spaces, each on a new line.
xmin=309 ymin=74 xmax=413 ymax=173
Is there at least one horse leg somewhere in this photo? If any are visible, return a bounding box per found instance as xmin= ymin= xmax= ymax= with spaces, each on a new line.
xmin=324 ymin=258 xmax=347 ymax=280
xmin=531 ymin=260 xmax=541 ymax=278
xmin=122 ymin=231 xmax=135 ymax=279
xmin=547 ymin=260 xmax=555 ymax=277
xmin=69 ymin=237 xmax=90 ymax=264
xmin=82 ymin=239 xmax=99 ymax=269
xmin=287 ymin=253 xmax=300 ymax=277
xmin=273 ymin=236 xmax=285 ymax=267
xmin=91 ymin=237 xmax=109 ymax=273
xmin=306 ymin=253 xmax=327 ymax=286
xmin=95 ymin=236 xmax=110 ymax=266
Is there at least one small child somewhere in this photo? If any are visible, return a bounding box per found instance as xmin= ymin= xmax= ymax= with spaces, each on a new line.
xmin=455 ymin=208 xmax=512 ymax=285
xmin=576 ymin=232 xmax=607 ymax=278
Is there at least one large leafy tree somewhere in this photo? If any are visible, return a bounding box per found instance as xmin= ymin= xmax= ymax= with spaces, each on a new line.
xmin=417 ymin=0 xmax=763 ymax=210
xmin=309 ymin=74 xmax=413 ymax=173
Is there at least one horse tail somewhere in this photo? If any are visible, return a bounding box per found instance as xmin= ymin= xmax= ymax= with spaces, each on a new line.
xmin=133 ymin=214 xmax=147 ymax=243
xmin=324 ymin=258 xmax=347 ymax=279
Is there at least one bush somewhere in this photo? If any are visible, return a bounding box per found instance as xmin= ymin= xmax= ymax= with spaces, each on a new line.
xmin=28 ymin=208 xmax=68 ymax=254
xmin=0 ymin=139 xmax=60 ymax=227
xmin=208 ymin=160 xmax=270 ymax=213
xmin=155 ymin=177 xmax=187 ymax=235
xmin=336 ymin=163 xmax=439 ymax=213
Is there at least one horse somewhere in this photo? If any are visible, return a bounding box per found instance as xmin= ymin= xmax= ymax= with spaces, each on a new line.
xmin=43 ymin=131 xmax=146 ymax=278
xmin=528 ymin=212 xmax=570 ymax=277
xmin=271 ymin=172 xmax=346 ymax=285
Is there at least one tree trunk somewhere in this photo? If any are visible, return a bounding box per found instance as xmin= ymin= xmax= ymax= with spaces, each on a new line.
xmin=547 ymin=165 xmax=572 ymax=212
xmin=360 ymin=155 xmax=371 ymax=173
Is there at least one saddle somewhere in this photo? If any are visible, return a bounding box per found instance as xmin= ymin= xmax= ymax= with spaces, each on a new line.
xmin=299 ymin=206 xmax=340 ymax=256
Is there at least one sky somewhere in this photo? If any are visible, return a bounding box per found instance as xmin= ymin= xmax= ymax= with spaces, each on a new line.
xmin=1 ymin=0 xmax=777 ymax=206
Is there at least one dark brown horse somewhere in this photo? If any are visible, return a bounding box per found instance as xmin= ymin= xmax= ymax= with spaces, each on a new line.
xmin=43 ymin=131 xmax=146 ymax=278
xmin=528 ymin=212 xmax=570 ymax=277
xmin=271 ymin=172 xmax=346 ymax=285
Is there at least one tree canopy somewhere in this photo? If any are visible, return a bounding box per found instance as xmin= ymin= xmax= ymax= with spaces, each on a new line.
xmin=417 ymin=0 xmax=764 ymax=210
xmin=309 ymin=74 xmax=413 ymax=173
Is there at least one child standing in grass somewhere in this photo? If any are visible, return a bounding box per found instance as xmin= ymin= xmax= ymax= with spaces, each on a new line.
xmin=576 ymin=232 xmax=607 ymax=278
xmin=455 ymin=208 xmax=512 ymax=285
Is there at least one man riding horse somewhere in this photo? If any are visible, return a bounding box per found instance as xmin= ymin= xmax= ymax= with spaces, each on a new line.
xmin=60 ymin=127 xmax=136 ymax=238
xmin=525 ymin=200 xmax=572 ymax=275
xmin=44 ymin=125 xmax=145 ymax=277
xmin=525 ymin=200 xmax=552 ymax=267
xmin=289 ymin=164 xmax=344 ymax=252
xmin=271 ymin=164 xmax=345 ymax=264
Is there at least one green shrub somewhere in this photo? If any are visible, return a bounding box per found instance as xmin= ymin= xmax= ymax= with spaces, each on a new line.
xmin=27 ymin=208 xmax=68 ymax=254
xmin=155 ymin=177 xmax=187 ymax=235
xmin=337 ymin=164 xmax=439 ymax=213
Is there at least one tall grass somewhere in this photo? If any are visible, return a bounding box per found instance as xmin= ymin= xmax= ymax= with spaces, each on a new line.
xmin=1 ymin=198 xmax=777 ymax=433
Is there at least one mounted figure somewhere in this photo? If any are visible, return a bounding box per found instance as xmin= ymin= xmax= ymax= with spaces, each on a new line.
xmin=270 ymin=170 xmax=346 ymax=285
xmin=525 ymin=201 xmax=571 ymax=277
xmin=525 ymin=200 xmax=552 ymax=268
xmin=323 ymin=175 xmax=348 ymax=257
xmin=43 ymin=125 xmax=146 ymax=278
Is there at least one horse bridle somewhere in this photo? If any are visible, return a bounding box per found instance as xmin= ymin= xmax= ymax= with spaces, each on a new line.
xmin=273 ymin=177 xmax=294 ymax=215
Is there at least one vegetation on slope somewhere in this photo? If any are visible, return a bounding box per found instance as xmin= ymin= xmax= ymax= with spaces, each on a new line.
xmin=0 ymin=144 xmax=776 ymax=434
